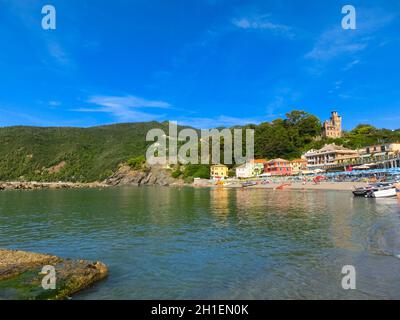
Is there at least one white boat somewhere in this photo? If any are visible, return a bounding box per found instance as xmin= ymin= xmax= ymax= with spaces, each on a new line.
xmin=366 ymin=186 xmax=397 ymax=198
xmin=353 ymin=182 xmax=393 ymax=197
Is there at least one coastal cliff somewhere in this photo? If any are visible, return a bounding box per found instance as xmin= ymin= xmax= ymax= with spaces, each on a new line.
xmin=104 ymin=165 xmax=181 ymax=187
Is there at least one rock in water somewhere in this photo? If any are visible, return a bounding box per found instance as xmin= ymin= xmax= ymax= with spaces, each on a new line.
xmin=0 ymin=249 xmax=108 ymax=300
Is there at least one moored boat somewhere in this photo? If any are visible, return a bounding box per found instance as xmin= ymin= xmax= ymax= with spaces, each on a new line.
xmin=242 ymin=181 xmax=257 ymax=188
xmin=353 ymin=182 xmax=393 ymax=197
xmin=366 ymin=186 xmax=397 ymax=198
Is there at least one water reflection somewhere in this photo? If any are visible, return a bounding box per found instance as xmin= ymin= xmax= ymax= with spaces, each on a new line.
xmin=210 ymin=187 xmax=230 ymax=217
xmin=1 ymin=187 xmax=400 ymax=299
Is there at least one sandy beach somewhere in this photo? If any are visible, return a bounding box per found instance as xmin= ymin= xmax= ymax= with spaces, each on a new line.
xmin=204 ymin=181 xmax=370 ymax=191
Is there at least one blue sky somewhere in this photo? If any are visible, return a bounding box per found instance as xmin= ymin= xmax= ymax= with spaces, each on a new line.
xmin=0 ymin=0 xmax=399 ymax=129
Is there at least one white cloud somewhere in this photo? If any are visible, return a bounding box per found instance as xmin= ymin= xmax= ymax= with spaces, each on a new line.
xmin=343 ymin=59 xmax=360 ymax=70
xmin=47 ymin=42 xmax=71 ymax=66
xmin=73 ymin=95 xmax=171 ymax=122
xmin=264 ymin=88 xmax=300 ymax=119
xmin=305 ymin=28 xmax=367 ymax=60
xmin=88 ymin=95 xmax=171 ymax=109
xmin=49 ymin=100 xmax=61 ymax=106
xmin=232 ymin=16 xmax=294 ymax=38
xmin=3 ymin=1 xmax=74 ymax=69
xmin=306 ymin=7 xmax=396 ymax=61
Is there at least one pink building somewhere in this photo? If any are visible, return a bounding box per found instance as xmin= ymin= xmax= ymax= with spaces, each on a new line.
xmin=264 ymin=158 xmax=292 ymax=176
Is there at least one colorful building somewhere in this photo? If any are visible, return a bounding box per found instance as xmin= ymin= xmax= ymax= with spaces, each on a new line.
xmin=236 ymin=159 xmax=267 ymax=178
xmin=250 ymin=159 xmax=268 ymax=176
xmin=291 ymin=159 xmax=307 ymax=174
xmin=210 ymin=164 xmax=229 ymax=179
xmin=236 ymin=162 xmax=253 ymax=179
xmin=264 ymin=158 xmax=292 ymax=176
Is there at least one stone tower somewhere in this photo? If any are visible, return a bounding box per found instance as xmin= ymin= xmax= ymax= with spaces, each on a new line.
xmin=323 ymin=111 xmax=342 ymax=138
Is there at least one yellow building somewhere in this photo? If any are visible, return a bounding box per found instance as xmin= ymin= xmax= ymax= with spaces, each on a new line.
xmin=210 ymin=164 xmax=229 ymax=179
xmin=291 ymin=159 xmax=308 ymax=174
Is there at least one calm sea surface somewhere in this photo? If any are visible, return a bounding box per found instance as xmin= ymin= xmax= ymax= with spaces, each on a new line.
xmin=1 ymin=187 xmax=400 ymax=299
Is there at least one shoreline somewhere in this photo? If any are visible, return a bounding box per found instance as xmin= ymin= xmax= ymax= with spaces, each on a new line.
xmin=213 ymin=181 xmax=370 ymax=191
xmin=0 ymin=180 xmax=372 ymax=192
xmin=0 ymin=181 xmax=108 ymax=191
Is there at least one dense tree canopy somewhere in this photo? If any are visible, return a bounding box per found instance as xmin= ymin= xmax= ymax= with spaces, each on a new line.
xmin=0 ymin=112 xmax=399 ymax=181
xmin=255 ymin=110 xmax=322 ymax=160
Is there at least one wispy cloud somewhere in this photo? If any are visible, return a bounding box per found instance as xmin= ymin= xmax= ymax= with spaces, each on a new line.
xmin=306 ymin=7 xmax=396 ymax=61
xmin=47 ymin=42 xmax=71 ymax=66
xmin=3 ymin=0 xmax=76 ymax=69
xmin=264 ymin=87 xmax=300 ymax=119
xmin=232 ymin=15 xmax=294 ymax=38
xmin=88 ymin=95 xmax=171 ymax=109
xmin=343 ymin=59 xmax=360 ymax=71
xmin=305 ymin=28 xmax=367 ymax=60
xmin=265 ymin=96 xmax=285 ymax=118
xmin=329 ymin=80 xmax=343 ymax=93
xmin=49 ymin=100 xmax=61 ymax=107
xmin=73 ymin=95 xmax=171 ymax=122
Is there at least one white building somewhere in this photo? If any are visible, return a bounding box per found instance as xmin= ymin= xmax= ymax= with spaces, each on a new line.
xmin=359 ymin=142 xmax=400 ymax=160
xmin=303 ymin=144 xmax=359 ymax=170
xmin=236 ymin=163 xmax=254 ymax=179
xmin=235 ymin=160 xmax=267 ymax=179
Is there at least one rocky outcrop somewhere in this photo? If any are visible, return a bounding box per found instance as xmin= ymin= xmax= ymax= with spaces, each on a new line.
xmin=104 ymin=165 xmax=180 ymax=187
xmin=0 ymin=249 xmax=108 ymax=300
xmin=0 ymin=181 xmax=108 ymax=191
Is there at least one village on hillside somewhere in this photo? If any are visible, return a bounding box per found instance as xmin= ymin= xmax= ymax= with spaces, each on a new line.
xmin=209 ymin=112 xmax=400 ymax=183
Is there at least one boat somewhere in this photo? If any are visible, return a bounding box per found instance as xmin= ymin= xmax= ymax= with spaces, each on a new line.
xmin=242 ymin=181 xmax=257 ymax=188
xmin=365 ymin=186 xmax=397 ymax=198
xmin=275 ymin=183 xmax=291 ymax=190
xmin=353 ymin=182 xmax=393 ymax=197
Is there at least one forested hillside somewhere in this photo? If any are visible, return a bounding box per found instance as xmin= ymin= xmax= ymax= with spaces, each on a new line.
xmin=0 ymin=122 xmax=169 ymax=182
xmin=0 ymin=111 xmax=399 ymax=182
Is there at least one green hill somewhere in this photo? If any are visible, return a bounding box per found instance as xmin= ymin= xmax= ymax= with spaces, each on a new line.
xmin=0 ymin=112 xmax=399 ymax=182
xmin=0 ymin=122 xmax=171 ymax=182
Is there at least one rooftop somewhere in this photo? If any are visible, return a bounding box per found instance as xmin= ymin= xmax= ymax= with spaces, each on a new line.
xmin=291 ymin=159 xmax=307 ymax=163
xmin=305 ymin=144 xmax=358 ymax=155
xmin=250 ymin=159 xmax=267 ymax=164
xmin=268 ymin=158 xmax=290 ymax=163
